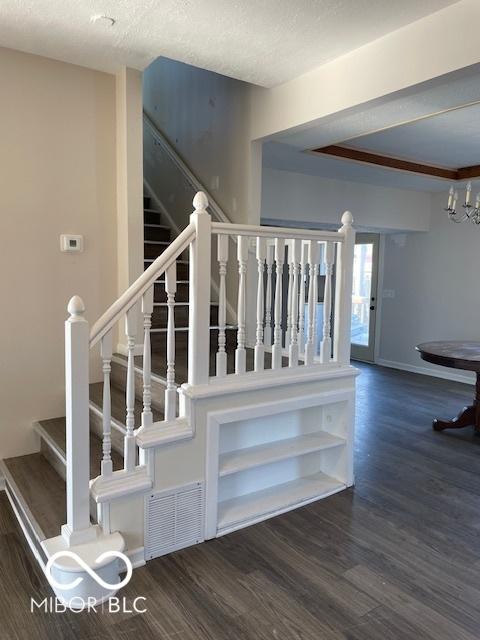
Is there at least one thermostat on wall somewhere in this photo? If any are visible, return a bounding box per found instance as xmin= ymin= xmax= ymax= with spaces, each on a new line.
xmin=60 ymin=234 xmax=84 ymax=253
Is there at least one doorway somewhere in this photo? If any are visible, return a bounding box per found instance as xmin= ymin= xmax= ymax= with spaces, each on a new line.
xmin=350 ymin=233 xmax=380 ymax=362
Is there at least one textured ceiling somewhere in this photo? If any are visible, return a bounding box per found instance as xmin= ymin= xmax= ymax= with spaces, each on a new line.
xmin=265 ymin=64 xmax=480 ymax=192
xmin=342 ymin=103 xmax=480 ymax=168
xmin=0 ymin=0 xmax=459 ymax=86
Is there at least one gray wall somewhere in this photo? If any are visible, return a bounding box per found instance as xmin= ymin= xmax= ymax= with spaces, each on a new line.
xmin=378 ymin=191 xmax=479 ymax=382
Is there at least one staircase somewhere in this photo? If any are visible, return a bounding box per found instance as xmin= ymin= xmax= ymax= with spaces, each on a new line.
xmin=0 ymin=118 xmax=358 ymax=608
xmin=0 ymin=192 xmax=232 ymax=565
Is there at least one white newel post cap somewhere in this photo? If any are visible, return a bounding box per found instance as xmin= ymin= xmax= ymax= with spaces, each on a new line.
xmin=193 ymin=191 xmax=209 ymax=213
xmin=68 ymin=295 xmax=86 ymax=318
xmin=341 ymin=211 xmax=354 ymax=227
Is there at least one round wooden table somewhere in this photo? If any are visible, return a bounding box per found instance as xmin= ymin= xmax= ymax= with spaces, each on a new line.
xmin=416 ymin=341 xmax=480 ymax=432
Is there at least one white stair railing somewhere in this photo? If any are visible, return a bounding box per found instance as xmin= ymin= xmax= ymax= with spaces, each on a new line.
xmin=63 ymin=192 xmax=354 ymax=546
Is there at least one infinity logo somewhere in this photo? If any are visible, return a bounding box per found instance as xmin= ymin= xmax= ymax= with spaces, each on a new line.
xmin=45 ymin=550 xmax=133 ymax=591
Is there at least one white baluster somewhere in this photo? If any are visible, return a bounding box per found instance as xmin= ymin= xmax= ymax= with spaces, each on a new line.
xmin=124 ymin=306 xmax=137 ymax=472
xmin=320 ymin=242 xmax=335 ymax=363
xmin=333 ymin=211 xmax=356 ymax=364
xmin=255 ymin=237 xmax=266 ymax=372
xmin=272 ymin=238 xmax=285 ymax=369
xmin=298 ymin=242 xmax=307 ymax=356
xmin=285 ymin=245 xmax=293 ymax=352
xmin=289 ymin=239 xmax=301 ymax=367
xmin=264 ymin=244 xmax=274 ymax=346
xmin=216 ymin=235 xmax=228 ymax=377
xmin=165 ymin=263 xmax=177 ymax=421
xmin=141 ymin=286 xmax=154 ymax=428
xmin=100 ymin=331 xmax=113 ymax=476
xmin=305 ymin=241 xmax=320 ymax=366
xmin=235 ymin=236 xmax=249 ymax=374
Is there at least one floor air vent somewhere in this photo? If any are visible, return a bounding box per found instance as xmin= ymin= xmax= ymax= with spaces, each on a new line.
xmin=145 ymin=481 xmax=204 ymax=560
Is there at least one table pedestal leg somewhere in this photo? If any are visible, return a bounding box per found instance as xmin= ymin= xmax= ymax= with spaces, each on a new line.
xmin=433 ymin=373 xmax=480 ymax=432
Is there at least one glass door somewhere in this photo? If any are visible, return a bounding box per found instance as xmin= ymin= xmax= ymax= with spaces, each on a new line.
xmin=350 ymin=233 xmax=379 ymax=362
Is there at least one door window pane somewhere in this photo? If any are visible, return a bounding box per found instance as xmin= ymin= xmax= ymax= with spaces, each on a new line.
xmin=351 ymin=243 xmax=373 ymax=346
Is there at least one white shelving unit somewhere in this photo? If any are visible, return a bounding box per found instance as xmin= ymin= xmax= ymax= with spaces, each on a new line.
xmin=212 ymin=396 xmax=352 ymax=536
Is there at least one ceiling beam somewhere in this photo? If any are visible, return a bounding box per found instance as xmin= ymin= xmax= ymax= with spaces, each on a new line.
xmin=310 ymin=145 xmax=480 ymax=181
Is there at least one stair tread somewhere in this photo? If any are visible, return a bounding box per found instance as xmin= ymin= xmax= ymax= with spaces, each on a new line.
xmin=37 ymin=417 xmax=124 ymax=474
xmin=3 ymin=453 xmax=66 ymax=540
xmin=89 ymin=381 xmax=164 ymax=426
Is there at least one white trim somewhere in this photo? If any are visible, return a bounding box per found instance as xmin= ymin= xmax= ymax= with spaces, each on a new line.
xmin=90 ymin=466 xmax=153 ymax=503
xmin=373 ymin=234 xmax=385 ymax=363
xmin=33 ymin=421 xmax=66 ymax=466
xmin=4 ymin=484 xmax=46 ymax=570
xmin=126 ymin=546 xmax=145 ymax=568
xmin=0 ymin=475 xmax=5 ymax=491
xmin=376 ymin=358 xmax=475 ymax=385
xmin=136 ymin=417 xmax=193 ymax=449
xmin=182 ymin=363 xmax=359 ymax=399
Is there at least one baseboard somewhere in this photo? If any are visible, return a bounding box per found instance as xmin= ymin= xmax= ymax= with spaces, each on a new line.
xmin=126 ymin=546 xmax=146 ymax=569
xmin=376 ymin=358 xmax=475 ymax=385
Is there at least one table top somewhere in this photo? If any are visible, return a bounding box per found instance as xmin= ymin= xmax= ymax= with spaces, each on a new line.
xmin=416 ymin=341 xmax=480 ymax=372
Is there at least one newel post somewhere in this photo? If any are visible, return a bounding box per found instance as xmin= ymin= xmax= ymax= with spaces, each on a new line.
xmin=62 ymin=296 xmax=96 ymax=546
xmin=188 ymin=192 xmax=212 ymax=385
xmin=334 ymin=211 xmax=355 ymax=365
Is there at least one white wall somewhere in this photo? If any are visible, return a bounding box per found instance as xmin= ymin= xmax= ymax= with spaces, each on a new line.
xmin=250 ymin=0 xmax=480 ymax=141
xmin=0 ymin=47 xmax=117 ymax=457
xmin=143 ymin=57 xmax=259 ymax=224
xmin=261 ymin=167 xmax=431 ymax=232
xmin=378 ymin=191 xmax=478 ymax=382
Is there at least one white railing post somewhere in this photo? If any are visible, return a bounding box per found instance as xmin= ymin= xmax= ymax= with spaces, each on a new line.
xmin=141 ymin=286 xmax=154 ymax=429
xmin=216 ymin=235 xmax=229 ymax=377
xmin=61 ymin=296 xmax=96 ymax=546
xmin=124 ymin=306 xmax=137 ymax=472
xmin=272 ymin=238 xmax=285 ymax=369
xmin=334 ymin=212 xmax=355 ymax=365
xmin=188 ymin=192 xmax=212 ymax=385
xmin=100 ymin=330 xmax=113 ymax=477
xmin=165 ymin=263 xmax=177 ymax=420
xmin=285 ymin=249 xmax=293 ymax=352
xmin=305 ymin=241 xmax=320 ymax=366
xmin=235 ymin=236 xmax=249 ymax=374
xmin=298 ymin=242 xmax=307 ymax=355
xmin=254 ymin=237 xmax=266 ymax=372
xmin=264 ymin=244 xmax=274 ymax=347
xmin=320 ymin=241 xmax=335 ymax=363
xmin=289 ymin=239 xmax=301 ymax=367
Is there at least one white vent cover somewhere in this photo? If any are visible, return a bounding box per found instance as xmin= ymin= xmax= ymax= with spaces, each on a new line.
xmin=145 ymin=481 xmax=204 ymax=560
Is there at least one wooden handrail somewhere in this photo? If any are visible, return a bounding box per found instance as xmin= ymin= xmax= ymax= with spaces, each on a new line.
xmin=89 ymin=223 xmax=196 ymax=348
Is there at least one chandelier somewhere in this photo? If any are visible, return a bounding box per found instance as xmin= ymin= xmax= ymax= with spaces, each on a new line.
xmin=445 ymin=182 xmax=480 ymax=223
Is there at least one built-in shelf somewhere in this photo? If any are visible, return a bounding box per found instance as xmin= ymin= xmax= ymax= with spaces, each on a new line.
xmin=219 ymin=432 xmax=345 ymax=478
xmin=217 ymin=471 xmax=345 ymax=533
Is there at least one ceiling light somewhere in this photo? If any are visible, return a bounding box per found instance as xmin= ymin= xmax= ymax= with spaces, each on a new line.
xmin=90 ymin=15 xmax=116 ymax=27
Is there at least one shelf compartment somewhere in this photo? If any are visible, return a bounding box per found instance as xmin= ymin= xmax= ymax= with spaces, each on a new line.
xmin=219 ymin=431 xmax=345 ymax=478
xmin=217 ymin=471 xmax=345 ymax=533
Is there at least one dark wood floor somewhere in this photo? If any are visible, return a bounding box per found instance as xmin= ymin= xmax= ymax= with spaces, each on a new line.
xmin=2 ymin=363 xmax=480 ymax=639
